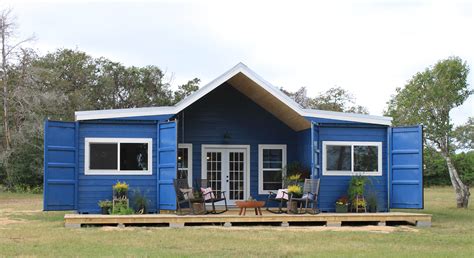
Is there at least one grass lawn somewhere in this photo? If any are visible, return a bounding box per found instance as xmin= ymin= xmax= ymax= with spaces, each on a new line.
xmin=0 ymin=187 xmax=473 ymax=257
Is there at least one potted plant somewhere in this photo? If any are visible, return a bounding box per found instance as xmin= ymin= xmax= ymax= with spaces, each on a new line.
xmin=113 ymin=181 xmax=129 ymax=199
xmin=335 ymin=196 xmax=349 ymax=213
xmin=112 ymin=200 xmax=134 ymax=215
xmin=347 ymin=176 xmax=367 ymax=211
xmin=285 ymin=173 xmax=302 ymax=187
xmin=284 ymin=162 xmax=310 ymax=185
xmin=353 ymin=198 xmax=367 ymax=212
xmin=287 ymin=184 xmax=303 ymax=213
xmin=98 ymin=200 xmax=112 ymax=214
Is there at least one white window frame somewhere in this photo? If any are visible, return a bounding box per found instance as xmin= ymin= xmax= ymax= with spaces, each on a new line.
xmin=178 ymin=143 xmax=193 ymax=186
xmin=258 ymin=144 xmax=287 ymax=195
xmin=85 ymin=138 xmax=153 ymax=175
xmin=322 ymin=141 xmax=382 ymax=176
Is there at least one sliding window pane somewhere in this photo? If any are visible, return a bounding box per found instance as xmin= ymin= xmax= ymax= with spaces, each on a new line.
xmin=90 ymin=143 xmax=118 ymax=170
xmin=120 ymin=143 xmax=148 ymax=170
xmin=326 ymin=145 xmax=351 ymax=171
xmin=354 ymin=146 xmax=378 ymax=172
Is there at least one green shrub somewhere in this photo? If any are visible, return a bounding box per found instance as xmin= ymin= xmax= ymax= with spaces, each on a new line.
xmin=347 ymin=176 xmax=367 ymax=201
xmin=452 ymin=151 xmax=474 ymax=186
xmin=111 ymin=201 xmax=134 ymax=215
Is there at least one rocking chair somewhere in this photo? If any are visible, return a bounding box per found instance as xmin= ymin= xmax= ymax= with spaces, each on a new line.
xmin=288 ymin=178 xmax=320 ymax=214
xmin=266 ymin=188 xmax=289 ymax=214
xmin=173 ymin=178 xmax=206 ymax=215
xmin=200 ymin=179 xmax=228 ymax=214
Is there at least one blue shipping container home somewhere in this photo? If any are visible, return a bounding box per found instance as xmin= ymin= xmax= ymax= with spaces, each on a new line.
xmin=43 ymin=63 xmax=423 ymax=213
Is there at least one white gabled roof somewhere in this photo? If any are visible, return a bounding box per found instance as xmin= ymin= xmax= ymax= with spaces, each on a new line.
xmin=75 ymin=62 xmax=392 ymax=126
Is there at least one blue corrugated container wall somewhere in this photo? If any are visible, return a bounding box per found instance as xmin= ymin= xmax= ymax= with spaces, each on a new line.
xmin=315 ymin=124 xmax=389 ymax=212
xmin=77 ymin=121 xmax=159 ymax=214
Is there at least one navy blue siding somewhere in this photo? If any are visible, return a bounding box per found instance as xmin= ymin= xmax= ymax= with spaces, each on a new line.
xmin=77 ymin=122 xmax=158 ymax=213
xmin=297 ymin=128 xmax=312 ymax=172
xmin=178 ymin=83 xmax=299 ymax=200
xmin=317 ymin=125 xmax=389 ymax=212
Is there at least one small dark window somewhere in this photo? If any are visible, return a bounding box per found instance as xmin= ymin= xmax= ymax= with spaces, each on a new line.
xmin=120 ymin=143 xmax=148 ymax=170
xmin=89 ymin=143 xmax=118 ymax=170
xmin=263 ymin=149 xmax=283 ymax=169
xmin=177 ymin=148 xmax=188 ymax=169
xmin=261 ymin=148 xmax=285 ymax=191
xmin=262 ymin=170 xmax=283 ymax=190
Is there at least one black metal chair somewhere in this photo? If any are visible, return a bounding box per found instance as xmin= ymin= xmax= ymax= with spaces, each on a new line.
xmin=200 ymin=179 xmax=228 ymax=214
xmin=289 ymin=178 xmax=321 ymax=214
xmin=173 ymin=178 xmax=206 ymax=215
xmin=266 ymin=189 xmax=289 ymax=214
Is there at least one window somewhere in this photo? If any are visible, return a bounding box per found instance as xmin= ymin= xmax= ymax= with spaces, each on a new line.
xmin=322 ymin=141 xmax=382 ymax=176
xmin=258 ymin=144 xmax=287 ymax=194
xmin=177 ymin=144 xmax=193 ymax=186
xmin=85 ymin=138 xmax=152 ymax=175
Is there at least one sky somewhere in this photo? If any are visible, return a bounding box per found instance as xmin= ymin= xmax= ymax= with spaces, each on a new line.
xmin=3 ymin=0 xmax=473 ymax=125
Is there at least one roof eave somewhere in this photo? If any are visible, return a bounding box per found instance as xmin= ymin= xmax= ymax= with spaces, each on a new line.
xmin=302 ymin=109 xmax=392 ymax=126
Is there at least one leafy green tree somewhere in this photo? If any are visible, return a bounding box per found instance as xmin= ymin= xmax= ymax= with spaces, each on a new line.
xmin=453 ymin=117 xmax=473 ymax=151
xmin=385 ymin=56 xmax=472 ymax=208
xmin=452 ymin=151 xmax=474 ymax=186
xmin=282 ymin=86 xmax=368 ymax=114
xmin=174 ymin=78 xmax=200 ymax=103
xmin=424 ymin=147 xmax=450 ymax=186
xmin=311 ymin=87 xmax=368 ymax=114
xmin=0 ymin=45 xmax=200 ymax=190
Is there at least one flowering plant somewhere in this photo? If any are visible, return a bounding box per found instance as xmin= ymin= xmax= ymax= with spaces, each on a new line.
xmin=353 ymin=198 xmax=366 ymax=208
xmin=113 ymin=181 xmax=129 ymax=195
xmin=335 ymin=196 xmax=349 ymax=206
xmin=288 ymin=184 xmax=303 ymax=197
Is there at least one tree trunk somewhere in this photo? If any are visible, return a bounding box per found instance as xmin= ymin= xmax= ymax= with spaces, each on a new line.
xmin=442 ymin=153 xmax=470 ymax=208
xmin=1 ymin=20 xmax=11 ymax=150
xmin=2 ymin=79 xmax=10 ymax=149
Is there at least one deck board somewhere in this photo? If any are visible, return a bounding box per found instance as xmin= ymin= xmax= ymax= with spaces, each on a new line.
xmin=64 ymin=210 xmax=432 ymax=228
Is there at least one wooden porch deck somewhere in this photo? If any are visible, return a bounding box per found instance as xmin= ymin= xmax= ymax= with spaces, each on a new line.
xmin=64 ymin=210 xmax=432 ymax=228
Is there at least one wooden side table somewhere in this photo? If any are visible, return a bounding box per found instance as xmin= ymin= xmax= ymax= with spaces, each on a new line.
xmin=235 ymin=201 xmax=265 ymax=216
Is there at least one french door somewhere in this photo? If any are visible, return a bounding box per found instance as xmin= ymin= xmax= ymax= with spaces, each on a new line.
xmin=202 ymin=145 xmax=249 ymax=205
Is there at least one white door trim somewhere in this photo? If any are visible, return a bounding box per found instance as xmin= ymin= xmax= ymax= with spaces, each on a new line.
xmin=201 ymin=144 xmax=251 ymax=203
xmin=178 ymin=143 xmax=193 ymax=186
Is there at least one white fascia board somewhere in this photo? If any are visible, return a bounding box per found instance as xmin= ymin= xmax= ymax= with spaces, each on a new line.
xmin=302 ymin=109 xmax=392 ymax=126
xmin=75 ymin=106 xmax=176 ymax=121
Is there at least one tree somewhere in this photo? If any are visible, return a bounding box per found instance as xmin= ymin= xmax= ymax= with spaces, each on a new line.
xmin=174 ymin=78 xmax=200 ymax=103
xmin=311 ymin=87 xmax=369 ymax=114
xmin=385 ymin=56 xmax=472 ymax=208
xmin=282 ymin=86 xmax=369 ymax=114
xmin=280 ymin=87 xmax=312 ymax=108
xmin=453 ymin=117 xmax=473 ymax=151
xmin=0 ymin=9 xmax=34 ymax=150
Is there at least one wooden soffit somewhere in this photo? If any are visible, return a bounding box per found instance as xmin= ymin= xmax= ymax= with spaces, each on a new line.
xmin=227 ymin=72 xmax=311 ymax=131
